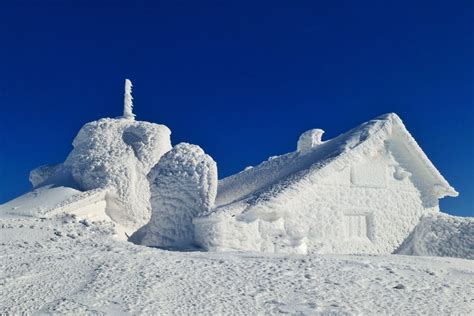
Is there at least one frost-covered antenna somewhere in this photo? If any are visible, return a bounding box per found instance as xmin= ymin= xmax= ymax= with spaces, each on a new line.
xmin=123 ymin=79 xmax=135 ymax=120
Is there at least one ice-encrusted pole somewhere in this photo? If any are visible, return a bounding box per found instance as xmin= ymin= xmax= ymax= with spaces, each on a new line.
xmin=123 ymin=79 xmax=136 ymax=120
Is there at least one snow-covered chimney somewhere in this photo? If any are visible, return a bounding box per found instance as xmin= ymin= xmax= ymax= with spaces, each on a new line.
xmin=123 ymin=79 xmax=136 ymax=120
xmin=297 ymin=129 xmax=325 ymax=153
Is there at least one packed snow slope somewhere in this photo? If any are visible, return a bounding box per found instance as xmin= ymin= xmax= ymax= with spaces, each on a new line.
xmin=0 ymin=184 xmax=135 ymax=239
xmin=1 ymin=211 xmax=473 ymax=315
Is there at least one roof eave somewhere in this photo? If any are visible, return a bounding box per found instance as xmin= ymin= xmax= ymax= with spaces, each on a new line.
xmin=388 ymin=113 xmax=458 ymax=200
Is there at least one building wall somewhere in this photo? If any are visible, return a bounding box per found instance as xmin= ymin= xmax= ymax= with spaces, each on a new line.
xmin=195 ymin=149 xmax=436 ymax=254
xmin=295 ymin=152 xmax=433 ymax=254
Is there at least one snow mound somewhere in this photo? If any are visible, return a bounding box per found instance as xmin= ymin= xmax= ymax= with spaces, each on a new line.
xmin=396 ymin=213 xmax=474 ymax=259
xmin=63 ymin=118 xmax=172 ymax=229
xmin=131 ymin=143 xmax=217 ymax=248
xmin=0 ymin=185 xmax=134 ymax=239
xmin=0 ymin=185 xmax=82 ymax=218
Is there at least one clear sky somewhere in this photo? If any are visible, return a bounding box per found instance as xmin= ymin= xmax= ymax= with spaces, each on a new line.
xmin=0 ymin=1 xmax=472 ymax=216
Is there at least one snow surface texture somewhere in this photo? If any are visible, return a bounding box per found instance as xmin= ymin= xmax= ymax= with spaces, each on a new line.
xmin=1 ymin=211 xmax=473 ymax=315
xmin=131 ymin=143 xmax=217 ymax=248
xmin=0 ymin=185 xmax=133 ymax=239
xmin=397 ymin=213 xmax=474 ymax=259
xmin=196 ymin=113 xmax=459 ymax=255
xmin=64 ymin=118 xmax=171 ymax=228
xmin=63 ymin=118 xmax=172 ymax=230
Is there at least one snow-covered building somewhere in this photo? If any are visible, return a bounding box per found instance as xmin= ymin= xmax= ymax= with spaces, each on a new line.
xmin=194 ymin=113 xmax=458 ymax=255
xmin=0 ymin=77 xmax=463 ymax=256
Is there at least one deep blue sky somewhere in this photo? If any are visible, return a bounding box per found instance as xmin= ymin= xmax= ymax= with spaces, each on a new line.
xmin=0 ymin=1 xmax=472 ymax=216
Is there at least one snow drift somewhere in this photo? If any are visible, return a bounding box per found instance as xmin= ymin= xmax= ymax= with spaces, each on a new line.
xmin=396 ymin=213 xmax=474 ymax=259
xmin=131 ymin=143 xmax=217 ymax=248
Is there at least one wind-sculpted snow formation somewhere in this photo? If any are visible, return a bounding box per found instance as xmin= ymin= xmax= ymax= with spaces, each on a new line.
xmin=396 ymin=213 xmax=474 ymax=259
xmin=131 ymin=143 xmax=217 ymax=248
xmin=27 ymin=118 xmax=172 ymax=232
xmin=63 ymin=118 xmax=172 ymax=229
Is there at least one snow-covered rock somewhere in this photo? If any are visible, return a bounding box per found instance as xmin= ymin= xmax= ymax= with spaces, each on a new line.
xmin=63 ymin=118 xmax=172 ymax=230
xmin=131 ymin=143 xmax=217 ymax=248
xmin=195 ymin=113 xmax=459 ymax=255
xmin=396 ymin=213 xmax=474 ymax=259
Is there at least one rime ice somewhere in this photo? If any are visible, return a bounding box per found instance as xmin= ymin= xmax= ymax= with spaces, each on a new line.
xmin=195 ymin=113 xmax=459 ymax=255
xmin=131 ymin=143 xmax=217 ymax=248
xmin=1 ymin=81 xmax=468 ymax=259
xmin=1 ymin=82 xmax=472 ymax=314
xmin=64 ymin=118 xmax=172 ymax=230
xmin=123 ymin=79 xmax=135 ymax=120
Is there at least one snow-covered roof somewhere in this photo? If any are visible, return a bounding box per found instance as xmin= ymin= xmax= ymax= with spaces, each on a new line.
xmin=216 ymin=113 xmax=458 ymax=209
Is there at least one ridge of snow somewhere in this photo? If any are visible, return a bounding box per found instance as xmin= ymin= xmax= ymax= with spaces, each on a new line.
xmin=0 ymin=185 xmax=83 ymax=218
xmin=0 ymin=185 xmax=133 ymax=239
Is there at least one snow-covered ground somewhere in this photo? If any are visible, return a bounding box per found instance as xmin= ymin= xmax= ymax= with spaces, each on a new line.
xmin=1 ymin=211 xmax=473 ymax=315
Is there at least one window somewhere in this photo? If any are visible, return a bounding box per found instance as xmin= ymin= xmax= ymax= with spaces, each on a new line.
xmin=350 ymin=159 xmax=387 ymax=188
xmin=343 ymin=214 xmax=370 ymax=239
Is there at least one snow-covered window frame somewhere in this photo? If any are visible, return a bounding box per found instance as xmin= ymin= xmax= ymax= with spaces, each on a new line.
xmin=350 ymin=158 xmax=387 ymax=188
xmin=342 ymin=211 xmax=374 ymax=241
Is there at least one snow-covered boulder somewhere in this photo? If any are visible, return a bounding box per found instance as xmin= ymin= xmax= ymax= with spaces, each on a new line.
xmin=131 ymin=143 xmax=217 ymax=248
xmin=396 ymin=213 xmax=474 ymax=259
xmin=63 ymin=118 xmax=172 ymax=229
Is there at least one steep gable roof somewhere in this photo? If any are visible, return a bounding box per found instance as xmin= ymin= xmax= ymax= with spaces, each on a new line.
xmin=216 ymin=113 xmax=458 ymax=210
